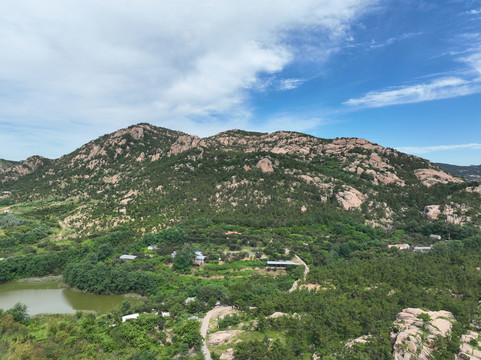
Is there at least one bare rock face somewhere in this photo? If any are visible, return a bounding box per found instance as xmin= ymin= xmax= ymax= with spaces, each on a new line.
xmin=391 ymin=308 xmax=455 ymax=360
xmin=414 ymin=169 xmax=464 ymax=187
xmin=424 ymin=204 xmax=470 ymax=225
xmin=168 ymin=135 xmax=201 ymax=156
xmin=256 ymin=158 xmax=274 ymax=173
xmin=466 ymin=185 xmax=481 ymax=195
xmin=424 ymin=205 xmax=441 ymax=221
xmin=336 ymin=186 xmax=367 ymax=210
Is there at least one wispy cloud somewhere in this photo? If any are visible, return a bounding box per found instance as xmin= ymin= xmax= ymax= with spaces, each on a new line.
xmin=466 ymin=9 xmax=481 ymax=15
xmin=368 ymin=32 xmax=422 ymax=49
xmin=278 ymin=78 xmax=305 ymax=90
xmin=344 ymin=77 xmax=481 ymax=107
xmin=397 ymin=143 xmax=481 ymax=154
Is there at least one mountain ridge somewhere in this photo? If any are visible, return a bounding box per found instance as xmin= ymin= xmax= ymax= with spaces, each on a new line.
xmin=1 ymin=123 xmax=478 ymax=235
xmin=436 ymin=162 xmax=481 ymax=181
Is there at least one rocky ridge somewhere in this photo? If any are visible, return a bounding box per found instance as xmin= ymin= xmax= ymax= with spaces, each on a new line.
xmin=0 ymin=123 xmax=476 ymax=234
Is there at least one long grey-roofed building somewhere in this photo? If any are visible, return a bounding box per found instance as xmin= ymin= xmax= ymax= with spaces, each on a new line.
xmin=266 ymin=260 xmax=300 ymax=269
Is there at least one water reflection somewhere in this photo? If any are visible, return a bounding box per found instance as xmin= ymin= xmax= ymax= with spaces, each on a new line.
xmin=0 ymin=281 xmax=133 ymax=315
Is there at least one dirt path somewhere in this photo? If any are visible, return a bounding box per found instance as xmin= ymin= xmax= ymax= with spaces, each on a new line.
xmin=200 ymin=254 xmax=310 ymax=357
xmin=200 ymin=306 xmax=232 ymax=360
xmin=289 ymin=254 xmax=309 ymax=292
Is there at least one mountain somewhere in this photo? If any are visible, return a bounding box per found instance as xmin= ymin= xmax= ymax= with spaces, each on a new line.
xmin=436 ymin=162 xmax=481 ymax=181
xmin=0 ymin=158 xmax=20 ymax=172
xmin=1 ymin=123 xmax=479 ymax=235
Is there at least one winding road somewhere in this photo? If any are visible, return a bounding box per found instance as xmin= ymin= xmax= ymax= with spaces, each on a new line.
xmin=200 ymin=306 xmax=232 ymax=360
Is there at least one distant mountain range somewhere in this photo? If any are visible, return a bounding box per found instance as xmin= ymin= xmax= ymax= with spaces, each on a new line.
xmin=0 ymin=159 xmax=19 ymax=172
xmin=436 ymin=163 xmax=481 ymax=182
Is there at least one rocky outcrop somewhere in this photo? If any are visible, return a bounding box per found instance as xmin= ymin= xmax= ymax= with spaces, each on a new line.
xmin=168 ymin=135 xmax=201 ymax=156
xmin=424 ymin=204 xmax=470 ymax=225
xmin=256 ymin=158 xmax=274 ymax=173
xmin=456 ymin=330 xmax=481 ymax=359
xmin=466 ymin=185 xmax=481 ymax=195
xmin=391 ymin=308 xmax=455 ymax=360
xmin=336 ymin=186 xmax=367 ymax=210
xmin=415 ymin=169 xmax=464 ymax=187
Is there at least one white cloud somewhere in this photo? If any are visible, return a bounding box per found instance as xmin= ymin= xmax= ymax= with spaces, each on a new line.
xmin=0 ymin=0 xmax=376 ymax=159
xmin=278 ymin=78 xmax=305 ymax=90
xmin=397 ymin=143 xmax=481 ymax=154
xmin=467 ymin=9 xmax=481 ymax=15
xmin=344 ymin=77 xmax=481 ymax=107
xmin=345 ymin=39 xmax=481 ymax=108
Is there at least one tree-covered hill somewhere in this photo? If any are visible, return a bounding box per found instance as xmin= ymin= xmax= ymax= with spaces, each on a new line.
xmin=0 ymin=123 xmax=479 ymax=235
xmin=436 ymin=162 xmax=481 ymax=181
xmin=0 ymin=158 xmax=20 ymax=172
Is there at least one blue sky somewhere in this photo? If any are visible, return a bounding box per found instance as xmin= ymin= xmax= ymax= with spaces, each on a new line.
xmin=0 ymin=0 xmax=480 ymax=165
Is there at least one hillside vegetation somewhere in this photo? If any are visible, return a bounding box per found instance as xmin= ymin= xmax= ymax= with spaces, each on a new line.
xmin=1 ymin=123 xmax=481 ymax=359
xmin=1 ymin=123 xmax=479 ymax=237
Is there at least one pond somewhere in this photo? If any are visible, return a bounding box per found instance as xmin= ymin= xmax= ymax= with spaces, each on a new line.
xmin=0 ymin=281 xmax=135 ymax=315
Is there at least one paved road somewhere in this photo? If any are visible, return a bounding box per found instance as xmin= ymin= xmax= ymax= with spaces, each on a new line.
xmin=288 ymin=254 xmax=309 ymax=292
xmin=200 ymin=306 xmax=232 ymax=360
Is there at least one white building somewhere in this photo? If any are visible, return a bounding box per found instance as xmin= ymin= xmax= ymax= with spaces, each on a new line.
xmin=194 ymin=251 xmax=206 ymax=265
xmin=413 ymin=247 xmax=432 ymax=252
xmin=119 ymin=254 xmax=137 ymax=260
xmin=122 ymin=313 xmax=139 ymax=322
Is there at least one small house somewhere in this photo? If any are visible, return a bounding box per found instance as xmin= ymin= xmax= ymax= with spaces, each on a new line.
xmin=225 ymin=231 xmax=242 ymax=235
xmin=119 ymin=254 xmax=137 ymax=260
xmin=171 ymin=251 xmax=177 ymax=258
xmin=194 ymin=251 xmax=206 ymax=265
xmin=430 ymin=234 xmax=442 ymax=240
xmin=388 ymin=244 xmax=410 ymax=250
xmin=147 ymin=245 xmax=158 ymax=250
xmin=122 ymin=313 xmax=139 ymax=322
xmin=3 ymin=210 xmax=9 ymax=214
xmin=185 ymin=297 xmax=196 ymax=305
xmin=161 ymin=312 xmax=171 ymax=317
xmin=413 ymin=246 xmax=431 ymax=252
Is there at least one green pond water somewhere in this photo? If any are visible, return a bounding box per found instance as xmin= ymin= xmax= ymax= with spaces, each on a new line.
xmin=0 ymin=281 xmax=133 ymax=315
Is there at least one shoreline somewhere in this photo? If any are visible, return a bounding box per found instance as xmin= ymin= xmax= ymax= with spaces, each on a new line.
xmin=15 ymin=275 xmax=64 ymax=284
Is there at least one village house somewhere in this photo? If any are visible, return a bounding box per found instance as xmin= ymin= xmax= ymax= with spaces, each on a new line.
xmin=388 ymin=244 xmax=410 ymax=250
xmin=122 ymin=313 xmax=139 ymax=322
xmin=194 ymin=251 xmax=206 ymax=265
xmin=147 ymin=245 xmax=158 ymax=250
xmin=119 ymin=254 xmax=137 ymax=260
xmin=413 ymin=246 xmax=432 ymax=252
xmin=430 ymin=234 xmax=442 ymax=240
xmin=225 ymin=231 xmax=242 ymax=235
